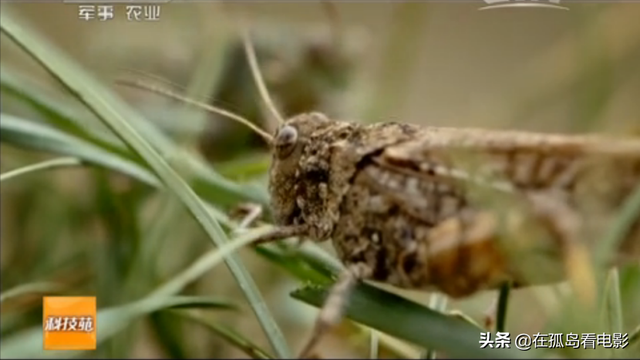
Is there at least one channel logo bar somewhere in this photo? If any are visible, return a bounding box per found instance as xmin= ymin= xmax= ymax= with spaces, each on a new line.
xmin=64 ymin=0 xmax=170 ymax=4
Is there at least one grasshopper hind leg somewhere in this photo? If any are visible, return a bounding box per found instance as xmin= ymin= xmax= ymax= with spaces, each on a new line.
xmin=298 ymin=264 xmax=372 ymax=358
xmin=526 ymin=191 xmax=598 ymax=302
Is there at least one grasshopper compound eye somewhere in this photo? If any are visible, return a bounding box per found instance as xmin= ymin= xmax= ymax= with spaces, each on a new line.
xmin=274 ymin=125 xmax=298 ymax=158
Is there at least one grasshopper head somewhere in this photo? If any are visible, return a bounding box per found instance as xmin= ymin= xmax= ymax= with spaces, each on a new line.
xmin=268 ymin=112 xmax=336 ymax=235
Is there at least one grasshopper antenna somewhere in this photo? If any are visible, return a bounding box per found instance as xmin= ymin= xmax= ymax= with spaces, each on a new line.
xmin=239 ymin=21 xmax=286 ymax=128
xmin=319 ymin=1 xmax=344 ymax=52
xmin=116 ymin=78 xmax=274 ymax=145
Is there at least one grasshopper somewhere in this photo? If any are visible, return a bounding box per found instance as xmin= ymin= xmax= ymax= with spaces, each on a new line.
xmin=119 ymin=23 xmax=640 ymax=359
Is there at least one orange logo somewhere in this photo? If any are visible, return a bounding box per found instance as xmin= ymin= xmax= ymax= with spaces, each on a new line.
xmin=42 ymin=296 xmax=97 ymax=350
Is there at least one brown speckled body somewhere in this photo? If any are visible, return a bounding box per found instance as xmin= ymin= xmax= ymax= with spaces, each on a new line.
xmin=268 ymin=112 xmax=640 ymax=298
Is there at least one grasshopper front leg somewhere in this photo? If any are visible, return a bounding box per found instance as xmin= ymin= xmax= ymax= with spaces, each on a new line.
xmin=298 ymin=263 xmax=372 ymax=359
xmin=250 ymin=228 xmax=371 ymax=357
xmin=250 ymin=225 xmax=310 ymax=246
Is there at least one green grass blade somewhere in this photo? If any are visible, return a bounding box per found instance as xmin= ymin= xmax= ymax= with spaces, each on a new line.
xmin=0 ymin=157 xmax=81 ymax=182
xmin=369 ymin=329 xmax=379 ymax=360
xmin=254 ymin=242 xmax=337 ymax=285
xmin=1 ymin=65 xmax=123 ymax=150
xmin=0 ymin=282 xmax=63 ymax=304
xmin=146 ymin=226 xmax=274 ymax=298
xmin=630 ymin=323 xmax=640 ymax=348
xmin=216 ymin=153 xmax=271 ymax=180
xmin=597 ymin=182 xmax=640 ymax=266
xmin=176 ymin=310 xmax=274 ymax=359
xmin=0 ymin=114 xmax=234 ymax=229
xmin=3 ymin=63 xmax=269 ymax=207
xmin=421 ymin=294 xmax=449 ymax=359
xmin=0 ymin=11 xmax=288 ymax=357
xmin=2 ymin=67 xmax=268 ymax=208
xmin=496 ymin=282 xmax=512 ymax=333
xmin=0 ymin=226 xmax=276 ymax=359
xmin=1 ymin=114 xmax=158 ymax=185
xmin=0 ymin=295 xmax=236 ymax=359
xmin=292 ymin=283 xmax=535 ymax=359
xmin=140 ymin=296 xmax=238 ymax=310
xmin=605 ymin=269 xmax=624 ymax=334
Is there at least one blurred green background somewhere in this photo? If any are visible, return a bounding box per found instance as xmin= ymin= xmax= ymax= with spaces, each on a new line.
xmin=1 ymin=1 xmax=639 ymax=359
